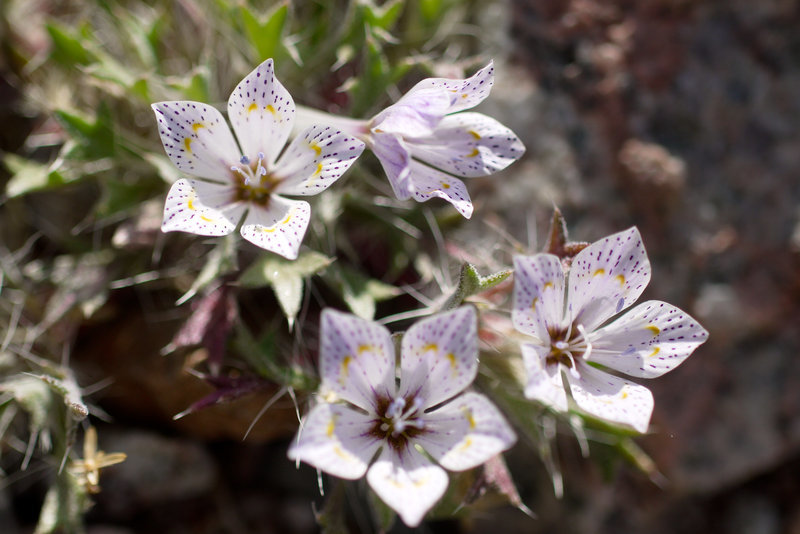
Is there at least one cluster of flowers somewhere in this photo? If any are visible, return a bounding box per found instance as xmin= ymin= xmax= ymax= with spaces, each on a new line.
xmin=153 ymin=59 xmax=522 ymax=259
xmin=152 ymin=59 xmax=708 ymax=526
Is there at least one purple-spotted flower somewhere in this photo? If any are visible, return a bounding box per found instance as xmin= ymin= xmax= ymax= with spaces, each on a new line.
xmin=512 ymin=227 xmax=708 ymax=433
xmin=288 ymin=306 xmax=516 ymax=526
xmin=297 ymin=61 xmax=525 ymax=218
xmin=152 ymin=59 xmax=365 ymax=259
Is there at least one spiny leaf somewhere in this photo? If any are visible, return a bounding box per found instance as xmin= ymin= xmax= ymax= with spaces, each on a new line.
xmin=443 ymin=263 xmax=512 ymax=309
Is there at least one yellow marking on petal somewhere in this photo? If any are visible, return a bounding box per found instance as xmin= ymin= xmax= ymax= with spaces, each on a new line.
xmin=543 ymin=281 xmax=554 ymax=290
xmin=459 ymin=437 xmax=473 ymax=451
xmin=615 ymin=274 xmax=626 ymax=286
xmin=593 ymin=268 xmax=606 ymax=277
xmin=187 ymin=196 xmax=197 ymax=211
xmin=467 ymin=129 xmax=481 ymax=139
xmin=309 ymin=142 xmax=322 ymax=156
xmin=281 ymin=213 xmax=292 ymax=224
xmin=247 ymin=102 xmax=258 ymax=114
xmin=191 ymin=123 xmax=205 ymax=132
xmin=358 ymin=344 xmax=376 ymax=355
xmin=341 ymin=356 xmax=352 ymax=377
xmin=184 ymin=137 xmax=193 ymax=153
xmin=465 ymin=148 xmax=480 ymax=158
xmin=463 ymin=408 xmax=476 ymax=429
xmin=446 ymin=353 xmax=457 ymax=370
xmin=441 ymin=182 xmax=451 ymax=189
xmin=648 ymin=347 xmax=660 ymax=358
xmin=413 ymin=476 xmax=430 ymax=487
xmin=531 ymin=297 xmax=539 ymax=310
xmin=200 ymin=215 xmax=214 ymax=223
xmin=312 ymin=162 xmax=323 ymax=177
xmin=423 ymin=343 xmax=438 ymax=353
xmin=266 ymin=104 xmax=277 ymax=115
xmin=646 ymin=324 xmax=661 ymax=335
xmin=461 ymin=93 xmax=469 ymax=99
xmin=326 ymin=417 xmax=336 ymax=437
xmin=621 ymin=391 xmax=629 ymax=399
xmin=333 ymin=446 xmax=351 ymax=460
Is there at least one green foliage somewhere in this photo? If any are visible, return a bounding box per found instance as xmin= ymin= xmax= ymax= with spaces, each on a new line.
xmin=240 ymin=250 xmax=333 ymax=329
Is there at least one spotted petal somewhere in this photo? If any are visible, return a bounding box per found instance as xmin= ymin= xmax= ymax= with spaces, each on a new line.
xmin=318 ymin=309 xmax=396 ymax=413
xmin=407 ymin=112 xmax=525 ymax=178
xmin=161 ymin=178 xmax=241 ymax=236
xmin=567 ymin=227 xmax=651 ymax=331
xmin=152 ymin=101 xmax=240 ymax=181
xmin=366 ymin=448 xmax=449 ymax=527
xmin=227 ymin=59 xmax=295 ymax=166
xmin=239 ymin=196 xmax=310 ymax=259
xmin=409 ymin=61 xmax=495 ymax=115
xmin=588 ymin=300 xmax=708 ymax=378
xmin=512 ymin=254 xmax=567 ymax=342
xmin=398 ymin=306 xmax=477 ymax=409
xmin=406 ymin=161 xmax=473 ymax=218
xmin=273 ymin=125 xmax=365 ymax=196
xmin=417 ymin=392 xmax=516 ymax=472
xmin=520 ymin=343 xmax=568 ymax=411
xmin=371 ymin=132 xmax=412 ymax=200
xmin=370 ymin=87 xmax=452 ymax=138
xmin=567 ymin=363 xmax=654 ymax=433
xmin=288 ymin=402 xmax=379 ymax=480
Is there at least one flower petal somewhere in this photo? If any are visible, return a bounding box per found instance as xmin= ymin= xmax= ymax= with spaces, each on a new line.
xmin=567 ymin=227 xmax=651 ymax=331
xmin=520 ymin=343 xmax=568 ymax=411
xmin=319 ymin=309 xmax=396 ymax=413
xmin=370 ymin=87 xmax=453 ymax=137
xmin=398 ymin=306 xmax=477 ymax=409
xmin=366 ymin=448 xmax=449 ymax=527
xmin=407 ymin=112 xmax=525 ymax=177
xmin=152 ymin=101 xmax=240 ymax=180
xmin=273 ymin=125 xmax=365 ymax=196
xmin=239 ymin=196 xmax=310 ymax=259
xmin=409 ymin=61 xmax=495 ymax=115
xmin=512 ymin=254 xmax=567 ymax=341
xmin=371 ymin=132 xmax=413 ymax=200
xmin=227 ymin=59 xmax=295 ymax=166
xmin=288 ymin=402 xmax=379 ymax=480
xmin=161 ymin=178 xmax=241 ymax=236
xmin=418 ymin=392 xmax=516 ymax=472
xmin=406 ymin=161 xmax=473 ymax=218
xmin=567 ymin=362 xmax=654 ymax=433
xmin=588 ymin=300 xmax=708 ymax=378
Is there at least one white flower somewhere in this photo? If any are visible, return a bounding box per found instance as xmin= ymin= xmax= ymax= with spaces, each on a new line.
xmin=296 ymin=62 xmax=525 ymax=218
xmin=152 ymin=59 xmax=365 ymax=259
xmin=512 ymin=227 xmax=708 ymax=433
xmin=288 ymin=306 xmax=516 ymax=527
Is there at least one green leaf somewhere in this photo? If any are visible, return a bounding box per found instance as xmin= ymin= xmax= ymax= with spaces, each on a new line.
xmin=45 ymin=22 xmax=94 ymax=66
xmin=54 ymin=106 xmax=115 ymax=160
xmin=33 ymin=373 xmax=88 ymax=421
xmin=240 ymin=2 xmax=288 ymax=62
xmin=3 ymin=154 xmax=71 ymax=197
xmin=239 ymin=251 xmax=333 ymax=330
xmin=96 ymin=177 xmax=158 ymax=217
xmin=362 ymin=0 xmax=405 ymax=30
xmin=34 ymin=471 xmax=88 ymax=534
xmin=168 ymin=68 xmax=210 ymax=103
xmin=325 ymin=264 xmax=400 ymax=320
xmin=443 ymin=263 xmax=512 ymax=309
